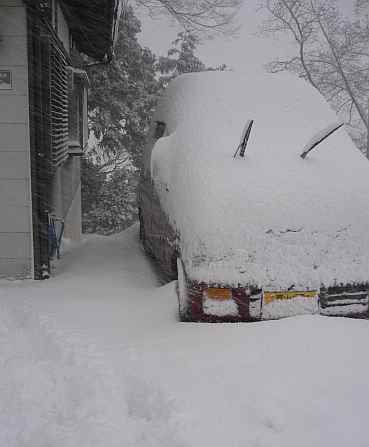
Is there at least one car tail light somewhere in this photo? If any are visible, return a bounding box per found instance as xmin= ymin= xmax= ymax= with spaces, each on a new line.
xmin=264 ymin=290 xmax=317 ymax=304
xmin=204 ymin=287 xmax=232 ymax=300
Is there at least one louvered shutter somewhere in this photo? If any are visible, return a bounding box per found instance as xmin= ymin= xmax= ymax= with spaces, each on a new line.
xmin=50 ymin=42 xmax=69 ymax=166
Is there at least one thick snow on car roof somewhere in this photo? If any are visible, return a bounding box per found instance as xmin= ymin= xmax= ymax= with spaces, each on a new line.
xmin=151 ymin=71 xmax=369 ymax=289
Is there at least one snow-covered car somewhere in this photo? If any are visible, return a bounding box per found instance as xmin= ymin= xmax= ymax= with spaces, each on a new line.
xmin=138 ymin=71 xmax=369 ymax=322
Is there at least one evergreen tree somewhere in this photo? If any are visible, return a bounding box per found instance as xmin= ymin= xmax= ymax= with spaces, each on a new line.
xmin=82 ymin=7 xmax=158 ymax=234
xmin=87 ymin=6 xmax=160 ymax=168
xmin=82 ymin=14 xmax=227 ymax=235
xmin=158 ymin=31 xmax=229 ymax=86
xmin=82 ymin=165 xmax=138 ymax=235
xmin=157 ymin=32 xmax=206 ymax=84
xmin=81 ymin=157 xmax=106 ymax=227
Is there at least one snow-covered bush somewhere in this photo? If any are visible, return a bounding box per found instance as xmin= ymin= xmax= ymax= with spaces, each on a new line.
xmin=82 ymin=160 xmax=138 ymax=235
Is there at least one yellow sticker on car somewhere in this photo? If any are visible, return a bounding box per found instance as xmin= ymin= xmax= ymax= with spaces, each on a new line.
xmin=264 ymin=290 xmax=317 ymax=305
xmin=206 ymin=288 xmax=232 ymax=300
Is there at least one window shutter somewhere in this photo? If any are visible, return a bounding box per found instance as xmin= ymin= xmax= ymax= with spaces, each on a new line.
xmin=67 ymin=67 xmax=89 ymax=156
xmin=67 ymin=66 xmax=78 ymax=145
xmin=50 ymin=42 xmax=69 ymax=166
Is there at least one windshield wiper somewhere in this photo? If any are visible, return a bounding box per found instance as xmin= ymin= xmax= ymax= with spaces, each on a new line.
xmin=300 ymin=122 xmax=344 ymax=159
xmin=234 ymin=119 xmax=254 ymax=158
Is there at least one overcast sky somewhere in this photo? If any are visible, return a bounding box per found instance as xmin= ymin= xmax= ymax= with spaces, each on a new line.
xmin=137 ymin=0 xmax=356 ymax=73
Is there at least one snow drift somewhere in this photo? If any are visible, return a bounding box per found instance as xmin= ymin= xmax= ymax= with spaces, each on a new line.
xmin=2 ymin=229 xmax=369 ymax=446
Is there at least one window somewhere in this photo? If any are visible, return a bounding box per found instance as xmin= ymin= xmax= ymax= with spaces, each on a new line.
xmin=67 ymin=68 xmax=89 ymax=156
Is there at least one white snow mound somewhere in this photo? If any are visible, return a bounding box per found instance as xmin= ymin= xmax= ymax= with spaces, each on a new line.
xmin=150 ymin=71 xmax=369 ymax=289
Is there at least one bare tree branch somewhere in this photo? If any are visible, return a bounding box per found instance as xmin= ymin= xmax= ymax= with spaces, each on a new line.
xmin=260 ymin=0 xmax=369 ymax=156
xmin=134 ymin=0 xmax=242 ymax=35
xmin=310 ymin=0 xmax=369 ymax=130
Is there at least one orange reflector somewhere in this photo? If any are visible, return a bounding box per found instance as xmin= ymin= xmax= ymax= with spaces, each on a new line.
xmin=264 ymin=290 xmax=317 ymax=305
xmin=206 ymin=288 xmax=232 ymax=300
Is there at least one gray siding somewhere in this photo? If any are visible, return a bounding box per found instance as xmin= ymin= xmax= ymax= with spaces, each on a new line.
xmin=51 ymin=157 xmax=82 ymax=241
xmin=49 ymin=3 xmax=81 ymax=241
xmin=0 ymin=0 xmax=33 ymax=278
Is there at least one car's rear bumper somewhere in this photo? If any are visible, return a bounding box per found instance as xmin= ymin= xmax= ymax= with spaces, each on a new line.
xmin=181 ymin=280 xmax=264 ymax=322
xmin=320 ymin=283 xmax=369 ymax=318
xmin=179 ymin=279 xmax=369 ymax=322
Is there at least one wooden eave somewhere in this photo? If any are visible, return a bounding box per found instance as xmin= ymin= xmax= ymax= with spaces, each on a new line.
xmin=61 ymin=0 xmax=120 ymax=61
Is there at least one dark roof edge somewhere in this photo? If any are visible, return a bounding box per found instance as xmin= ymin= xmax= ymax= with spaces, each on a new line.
xmin=61 ymin=0 xmax=122 ymax=62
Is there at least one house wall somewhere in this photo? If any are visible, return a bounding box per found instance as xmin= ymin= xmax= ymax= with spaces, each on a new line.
xmin=64 ymin=181 xmax=82 ymax=240
xmin=0 ymin=0 xmax=33 ymax=278
xmin=50 ymin=2 xmax=82 ymax=241
xmin=51 ymin=157 xmax=81 ymax=241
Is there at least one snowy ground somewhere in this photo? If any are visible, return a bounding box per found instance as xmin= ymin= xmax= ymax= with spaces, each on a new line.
xmin=1 ymin=224 xmax=369 ymax=447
